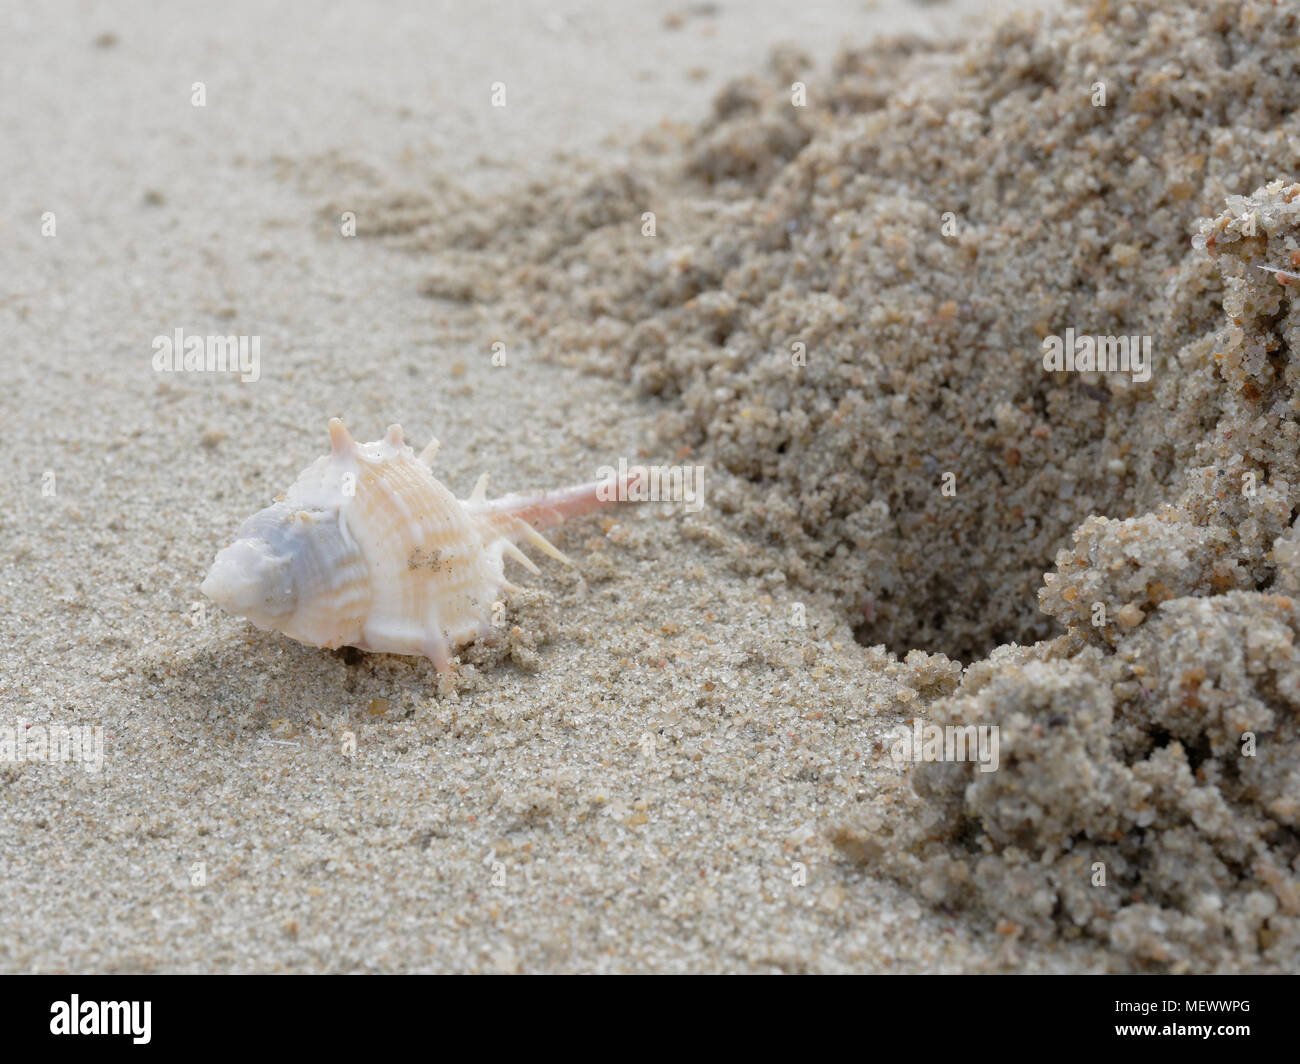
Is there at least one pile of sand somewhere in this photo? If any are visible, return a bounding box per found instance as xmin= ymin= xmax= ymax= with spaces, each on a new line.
xmin=351 ymin=0 xmax=1300 ymax=970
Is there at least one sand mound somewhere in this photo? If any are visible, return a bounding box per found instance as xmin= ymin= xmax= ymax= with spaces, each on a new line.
xmin=351 ymin=0 xmax=1300 ymax=971
xmin=358 ymin=0 xmax=1300 ymax=663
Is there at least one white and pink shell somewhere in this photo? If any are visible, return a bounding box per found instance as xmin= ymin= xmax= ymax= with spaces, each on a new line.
xmin=201 ymin=419 xmax=627 ymax=671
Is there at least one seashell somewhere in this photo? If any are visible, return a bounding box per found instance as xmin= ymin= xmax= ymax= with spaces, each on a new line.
xmin=201 ymin=419 xmax=631 ymax=671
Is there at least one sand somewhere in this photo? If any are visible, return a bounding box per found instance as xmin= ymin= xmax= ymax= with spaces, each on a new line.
xmin=347 ymin=0 xmax=1300 ymax=970
xmin=3 ymin=0 xmax=1059 ymax=974
xmin=4 ymin=0 xmax=1296 ymax=974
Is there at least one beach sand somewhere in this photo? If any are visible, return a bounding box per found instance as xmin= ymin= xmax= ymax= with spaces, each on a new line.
xmin=4 ymin=0 xmax=1296 ymax=974
xmin=3 ymin=0 xmax=1052 ymax=974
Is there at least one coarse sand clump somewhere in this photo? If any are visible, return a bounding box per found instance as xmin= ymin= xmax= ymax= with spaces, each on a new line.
xmin=352 ymin=0 xmax=1300 ymax=970
xmin=865 ymin=180 xmax=1300 ymax=971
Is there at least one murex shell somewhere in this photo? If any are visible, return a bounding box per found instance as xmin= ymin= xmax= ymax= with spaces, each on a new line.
xmin=201 ymin=419 xmax=625 ymax=670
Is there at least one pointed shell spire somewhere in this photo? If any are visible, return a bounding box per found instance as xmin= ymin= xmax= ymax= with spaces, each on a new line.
xmin=328 ymin=417 xmax=356 ymax=457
